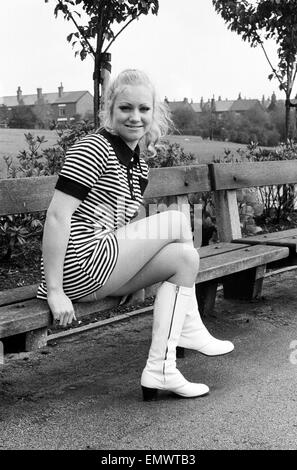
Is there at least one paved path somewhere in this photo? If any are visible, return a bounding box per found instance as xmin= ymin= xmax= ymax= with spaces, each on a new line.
xmin=1 ymin=271 xmax=297 ymax=450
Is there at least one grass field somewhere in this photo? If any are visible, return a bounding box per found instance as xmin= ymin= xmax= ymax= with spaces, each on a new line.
xmin=0 ymin=128 xmax=248 ymax=178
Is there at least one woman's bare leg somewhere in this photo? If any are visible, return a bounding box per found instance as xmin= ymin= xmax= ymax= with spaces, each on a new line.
xmin=78 ymin=210 xmax=197 ymax=301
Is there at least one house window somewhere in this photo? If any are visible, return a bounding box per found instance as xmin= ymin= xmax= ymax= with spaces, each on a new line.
xmin=58 ymin=107 xmax=66 ymax=117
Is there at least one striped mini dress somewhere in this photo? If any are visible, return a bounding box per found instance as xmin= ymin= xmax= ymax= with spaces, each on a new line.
xmin=37 ymin=128 xmax=149 ymax=301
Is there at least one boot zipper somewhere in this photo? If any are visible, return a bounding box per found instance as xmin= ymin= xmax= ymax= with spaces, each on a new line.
xmin=163 ymin=286 xmax=180 ymax=380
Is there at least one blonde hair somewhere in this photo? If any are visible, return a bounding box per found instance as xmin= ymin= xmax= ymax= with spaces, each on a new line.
xmin=99 ymin=69 xmax=173 ymax=156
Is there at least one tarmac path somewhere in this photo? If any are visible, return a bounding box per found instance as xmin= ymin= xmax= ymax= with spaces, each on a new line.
xmin=1 ymin=270 xmax=297 ymax=450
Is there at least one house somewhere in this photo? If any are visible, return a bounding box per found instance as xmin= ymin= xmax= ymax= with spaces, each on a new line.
xmin=193 ymin=94 xmax=265 ymax=119
xmin=164 ymin=97 xmax=196 ymax=114
xmin=0 ymin=83 xmax=93 ymax=126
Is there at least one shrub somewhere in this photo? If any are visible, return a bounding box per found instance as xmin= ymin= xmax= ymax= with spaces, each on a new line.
xmin=1 ymin=120 xmax=95 ymax=261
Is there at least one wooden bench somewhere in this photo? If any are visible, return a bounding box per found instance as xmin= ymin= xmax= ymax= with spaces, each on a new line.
xmin=209 ymin=160 xmax=297 ymax=271
xmin=0 ymin=164 xmax=290 ymax=352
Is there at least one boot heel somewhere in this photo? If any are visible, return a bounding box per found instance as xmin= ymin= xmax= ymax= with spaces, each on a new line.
xmin=176 ymin=346 xmax=185 ymax=358
xmin=142 ymin=386 xmax=158 ymax=401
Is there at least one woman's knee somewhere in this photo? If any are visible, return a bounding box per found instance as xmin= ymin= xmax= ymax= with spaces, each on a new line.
xmin=168 ymin=242 xmax=199 ymax=275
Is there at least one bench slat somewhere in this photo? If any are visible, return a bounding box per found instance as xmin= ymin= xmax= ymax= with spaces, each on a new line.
xmin=0 ymin=165 xmax=211 ymax=216
xmin=199 ymin=242 xmax=247 ymax=258
xmin=0 ymin=284 xmax=39 ymax=307
xmin=233 ymin=228 xmax=297 ymax=252
xmin=0 ymin=244 xmax=289 ymax=339
xmin=0 ymin=176 xmax=57 ymax=215
xmin=210 ymin=161 xmax=297 ymax=190
xmin=197 ymin=244 xmax=289 ymax=283
xmin=0 ymin=296 xmax=122 ymax=338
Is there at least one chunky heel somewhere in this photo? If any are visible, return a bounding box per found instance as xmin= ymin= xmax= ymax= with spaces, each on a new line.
xmin=176 ymin=346 xmax=185 ymax=358
xmin=142 ymin=386 xmax=158 ymax=401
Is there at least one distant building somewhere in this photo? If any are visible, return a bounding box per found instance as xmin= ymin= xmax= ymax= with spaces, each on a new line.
xmin=164 ymin=97 xmax=196 ymax=114
xmin=165 ymin=93 xmax=270 ymax=119
xmin=0 ymin=83 xmax=93 ymax=126
xmin=193 ymin=94 xmax=265 ymax=118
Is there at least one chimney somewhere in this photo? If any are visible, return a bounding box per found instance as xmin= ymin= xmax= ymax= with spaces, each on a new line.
xmin=164 ymin=96 xmax=169 ymax=104
xmin=183 ymin=97 xmax=188 ymax=103
xmin=17 ymin=86 xmax=22 ymax=104
xmin=58 ymin=82 xmax=64 ymax=98
xmin=37 ymin=88 xmax=43 ymax=101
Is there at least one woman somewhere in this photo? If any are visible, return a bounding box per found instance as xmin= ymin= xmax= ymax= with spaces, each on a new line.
xmin=37 ymin=69 xmax=234 ymax=401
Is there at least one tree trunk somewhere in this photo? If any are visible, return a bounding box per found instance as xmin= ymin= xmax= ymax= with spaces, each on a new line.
xmin=285 ymin=96 xmax=291 ymax=142
xmin=100 ymin=67 xmax=111 ymax=112
xmin=93 ymin=51 xmax=101 ymax=128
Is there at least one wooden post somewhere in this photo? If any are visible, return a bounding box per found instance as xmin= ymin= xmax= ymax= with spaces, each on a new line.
xmin=25 ymin=327 xmax=48 ymax=351
xmin=223 ymin=265 xmax=266 ymax=300
xmin=214 ymin=189 xmax=241 ymax=242
xmin=195 ymin=281 xmax=218 ymax=317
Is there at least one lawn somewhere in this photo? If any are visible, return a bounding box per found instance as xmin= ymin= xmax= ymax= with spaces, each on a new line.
xmin=0 ymin=128 xmax=248 ymax=177
xmin=166 ymin=134 xmax=247 ymax=163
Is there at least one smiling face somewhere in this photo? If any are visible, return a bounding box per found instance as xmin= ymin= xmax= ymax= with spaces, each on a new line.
xmin=111 ymin=84 xmax=154 ymax=150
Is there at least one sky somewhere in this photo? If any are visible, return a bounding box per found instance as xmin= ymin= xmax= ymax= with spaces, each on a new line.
xmin=0 ymin=0 xmax=286 ymax=103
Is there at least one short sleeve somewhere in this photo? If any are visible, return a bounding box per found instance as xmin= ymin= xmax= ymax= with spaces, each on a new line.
xmin=58 ymin=134 xmax=109 ymax=188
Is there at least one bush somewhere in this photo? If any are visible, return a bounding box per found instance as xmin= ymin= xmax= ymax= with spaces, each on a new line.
xmin=1 ymin=120 xmax=95 ymax=261
xmin=144 ymin=140 xmax=196 ymax=168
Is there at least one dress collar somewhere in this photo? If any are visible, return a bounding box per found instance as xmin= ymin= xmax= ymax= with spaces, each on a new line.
xmin=98 ymin=128 xmax=140 ymax=167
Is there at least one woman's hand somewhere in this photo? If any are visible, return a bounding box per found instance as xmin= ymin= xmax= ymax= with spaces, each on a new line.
xmin=47 ymin=290 xmax=77 ymax=327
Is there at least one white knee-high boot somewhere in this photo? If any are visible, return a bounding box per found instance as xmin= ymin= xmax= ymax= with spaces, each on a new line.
xmin=141 ymin=281 xmax=209 ymax=401
xmin=178 ymin=286 xmax=234 ymax=356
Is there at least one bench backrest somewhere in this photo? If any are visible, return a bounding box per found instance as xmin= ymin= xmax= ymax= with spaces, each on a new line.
xmin=0 ymin=166 xmax=211 ymax=216
xmin=0 ymin=165 xmax=211 ymax=250
xmin=209 ymin=160 xmax=297 ymax=242
xmin=1 ymin=160 xmax=297 ymax=246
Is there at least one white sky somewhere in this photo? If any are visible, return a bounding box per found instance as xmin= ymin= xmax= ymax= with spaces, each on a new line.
xmin=0 ymin=0 xmax=287 ymax=103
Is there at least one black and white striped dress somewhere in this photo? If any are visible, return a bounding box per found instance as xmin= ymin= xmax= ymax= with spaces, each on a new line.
xmin=37 ymin=128 xmax=149 ymax=301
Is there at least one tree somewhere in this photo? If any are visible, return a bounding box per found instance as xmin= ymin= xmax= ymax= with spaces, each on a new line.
xmin=45 ymin=0 xmax=159 ymax=127
xmin=0 ymin=105 xmax=9 ymax=127
xmin=8 ymin=106 xmax=37 ymax=129
xmin=171 ymin=108 xmax=198 ymax=135
xmin=33 ymin=103 xmax=55 ymax=129
xmin=212 ymin=0 xmax=297 ymax=141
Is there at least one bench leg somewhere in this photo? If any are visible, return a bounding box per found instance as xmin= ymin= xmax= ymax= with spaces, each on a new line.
xmin=223 ymin=265 xmax=266 ymax=300
xmin=25 ymin=327 xmax=48 ymax=351
xmin=195 ymin=281 xmax=218 ymax=317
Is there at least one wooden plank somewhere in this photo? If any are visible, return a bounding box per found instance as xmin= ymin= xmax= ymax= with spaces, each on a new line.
xmin=197 ymin=245 xmax=289 ymax=283
xmin=209 ymin=161 xmax=297 ymax=190
xmin=0 ymin=296 xmax=122 ymax=338
xmin=196 ymin=281 xmax=218 ymax=317
xmin=25 ymin=328 xmax=48 ymax=351
xmin=233 ymin=229 xmax=297 ymax=252
xmin=146 ymin=165 xmax=211 ymax=197
xmin=0 ymin=165 xmax=211 ymax=216
xmin=199 ymin=243 xmax=248 ymax=259
xmin=232 ymin=228 xmax=297 ymax=245
xmin=0 ymin=176 xmax=57 ymax=215
xmin=0 ymin=284 xmax=39 ymax=307
xmin=223 ymin=265 xmax=266 ymax=300
xmin=193 ymin=200 xmax=203 ymax=248
xmin=214 ymin=189 xmax=242 ymax=242
xmin=0 ymin=243 xmax=289 ymax=339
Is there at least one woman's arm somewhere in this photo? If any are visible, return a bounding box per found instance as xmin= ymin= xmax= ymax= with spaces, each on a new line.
xmin=42 ymin=189 xmax=81 ymax=326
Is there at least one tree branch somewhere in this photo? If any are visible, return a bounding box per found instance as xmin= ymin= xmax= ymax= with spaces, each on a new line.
xmin=103 ymin=13 xmax=142 ymax=54
xmin=57 ymin=0 xmax=96 ymax=56
xmin=259 ymin=40 xmax=285 ymax=91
